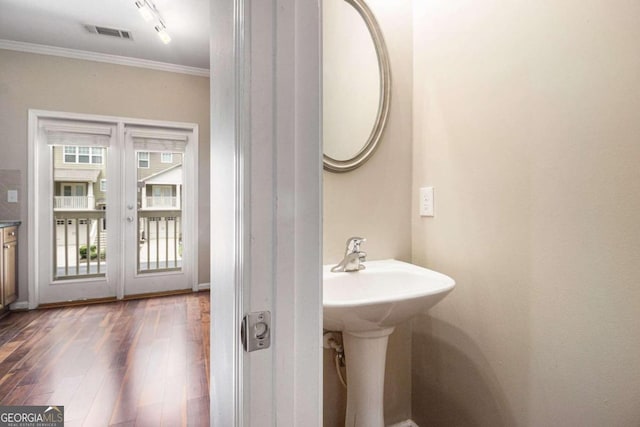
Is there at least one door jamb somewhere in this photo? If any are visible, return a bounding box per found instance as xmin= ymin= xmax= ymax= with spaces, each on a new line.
xmin=210 ymin=0 xmax=322 ymax=424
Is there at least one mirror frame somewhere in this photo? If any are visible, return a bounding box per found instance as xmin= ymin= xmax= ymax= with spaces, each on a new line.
xmin=323 ymin=0 xmax=392 ymax=173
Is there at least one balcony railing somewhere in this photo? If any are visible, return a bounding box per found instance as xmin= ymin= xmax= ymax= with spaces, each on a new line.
xmin=137 ymin=210 xmax=182 ymax=274
xmin=53 ymin=208 xmax=182 ymax=279
xmin=54 ymin=210 xmax=106 ymax=280
xmin=144 ymin=196 xmax=178 ymax=209
xmin=54 ymin=196 xmax=88 ymax=210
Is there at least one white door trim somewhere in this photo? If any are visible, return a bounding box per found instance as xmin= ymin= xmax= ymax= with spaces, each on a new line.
xmin=27 ymin=109 xmax=199 ymax=308
xmin=209 ymin=0 xmax=244 ymax=422
xmin=210 ymin=0 xmax=322 ymax=425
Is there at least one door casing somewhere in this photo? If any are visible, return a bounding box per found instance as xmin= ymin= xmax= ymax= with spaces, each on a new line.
xmin=210 ymin=0 xmax=322 ymax=425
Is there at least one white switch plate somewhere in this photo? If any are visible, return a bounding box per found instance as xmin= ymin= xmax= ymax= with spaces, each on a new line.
xmin=7 ymin=190 xmax=18 ymax=203
xmin=419 ymin=187 xmax=434 ymax=217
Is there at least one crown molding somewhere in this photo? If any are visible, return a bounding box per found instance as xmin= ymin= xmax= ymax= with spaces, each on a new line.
xmin=0 ymin=39 xmax=210 ymax=78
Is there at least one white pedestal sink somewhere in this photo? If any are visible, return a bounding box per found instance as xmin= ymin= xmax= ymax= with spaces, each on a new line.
xmin=323 ymin=259 xmax=455 ymax=427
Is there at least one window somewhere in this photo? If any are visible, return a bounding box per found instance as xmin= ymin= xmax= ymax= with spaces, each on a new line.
xmin=100 ymin=179 xmax=107 ymax=192
xmin=62 ymin=183 xmax=85 ymax=197
xmin=161 ymin=153 xmax=173 ymax=163
xmin=63 ymin=146 xmax=75 ymax=163
xmin=63 ymin=146 xmax=103 ymax=164
xmin=138 ymin=152 xmax=150 ymax=168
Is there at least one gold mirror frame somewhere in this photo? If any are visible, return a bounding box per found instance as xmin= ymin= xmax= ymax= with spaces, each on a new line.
xmin=323 ymin=0 xmax=392 ymax=173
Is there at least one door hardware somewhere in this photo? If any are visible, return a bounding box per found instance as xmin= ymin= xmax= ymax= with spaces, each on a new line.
xmin=241 ymin=311 xmax=271 ymax=352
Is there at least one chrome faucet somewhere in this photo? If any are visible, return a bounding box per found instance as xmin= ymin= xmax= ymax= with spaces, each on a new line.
xmin=331 ymin=237 xmax=367 ymax=272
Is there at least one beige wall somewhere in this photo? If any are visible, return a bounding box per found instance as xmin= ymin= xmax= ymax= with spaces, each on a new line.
xmin=0 ymin=170 xmax=20 ymax=221
xmin=323 ymin=0 xmax=413 ymax=425
xmin=412 ymin=0 xmax=640 ymax=425
xmin=0 ymin=49 xmax=211 ymax=301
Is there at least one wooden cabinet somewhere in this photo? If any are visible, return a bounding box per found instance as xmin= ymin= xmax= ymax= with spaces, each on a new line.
xmin=0 ymin=226 xmax=18 ymax=310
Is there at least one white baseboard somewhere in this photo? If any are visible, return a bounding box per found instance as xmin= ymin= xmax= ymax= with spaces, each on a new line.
xmin=9 ymin=301 xmax=29 ymax=310
xmin=389 ymin=420 xmax=419 ymax=427
xmin=197 ymin=282 xmax=210 ymax=290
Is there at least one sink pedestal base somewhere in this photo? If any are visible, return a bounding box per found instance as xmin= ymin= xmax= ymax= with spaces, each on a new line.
xmin=343 ymin=327 xmax=395 ymax=427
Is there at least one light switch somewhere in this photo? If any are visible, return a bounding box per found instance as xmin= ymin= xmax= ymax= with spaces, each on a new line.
xmin=7 ymin=190 xmax=18 ymax=203
xmin=419 ymin=187 xmax=434 ymax=217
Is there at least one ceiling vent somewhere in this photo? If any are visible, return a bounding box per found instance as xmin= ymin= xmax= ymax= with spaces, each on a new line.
xmin=84 ymin=25 xmax=133 ymax=40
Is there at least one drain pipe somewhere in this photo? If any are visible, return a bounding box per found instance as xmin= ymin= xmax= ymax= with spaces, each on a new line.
xmin=323 ymin=331 xmax=347 ymax=388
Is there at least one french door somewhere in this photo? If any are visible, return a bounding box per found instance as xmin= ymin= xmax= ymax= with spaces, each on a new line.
xmin=122 ymin=127 xmax=195 ymax=296
xmin=31 ymin=112 xmax=197 ymax=306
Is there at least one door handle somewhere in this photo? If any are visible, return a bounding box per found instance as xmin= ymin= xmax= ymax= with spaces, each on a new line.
xmin=126 ymin=216 xmax=134 ymax=222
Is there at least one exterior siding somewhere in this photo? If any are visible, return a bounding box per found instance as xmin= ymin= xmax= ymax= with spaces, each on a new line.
xmin=137 ymin=152 xmax=183 ymax=181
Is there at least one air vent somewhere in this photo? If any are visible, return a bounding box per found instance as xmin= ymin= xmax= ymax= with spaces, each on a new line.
xmin=84 ymin=25 xmax=133 ymax=40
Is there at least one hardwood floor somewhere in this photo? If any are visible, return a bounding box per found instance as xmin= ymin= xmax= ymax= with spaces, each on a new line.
xmin=0 ymin=292 xmax=210 ymax=426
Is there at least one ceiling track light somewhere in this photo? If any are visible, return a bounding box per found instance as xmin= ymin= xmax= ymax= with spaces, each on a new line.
xmin=155 ymin=21 xmax=172 ymax=44
xmin=134 ymin=0 xmax=171 ymax=44
xmin=134 ymin=0 xmax=155 ymax=22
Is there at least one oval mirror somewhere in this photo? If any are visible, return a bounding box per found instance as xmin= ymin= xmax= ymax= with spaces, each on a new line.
xmin=323 ymin=0 xmax=391 ymax=173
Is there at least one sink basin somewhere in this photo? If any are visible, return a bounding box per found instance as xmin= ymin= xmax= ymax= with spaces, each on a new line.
xmin=323 ymin=259 xmax=455 ymax=427
xmin=323 ymin=259 xmax=455 ymax=332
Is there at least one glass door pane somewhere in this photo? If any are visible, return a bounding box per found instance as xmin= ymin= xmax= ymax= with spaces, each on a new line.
xmin=52 ymin=145 xmax=107 ymax=280
xmin=136 ymin=151 xmax=183 ymax=274
xmin=123 ymin=126 xmax=192 ymax=296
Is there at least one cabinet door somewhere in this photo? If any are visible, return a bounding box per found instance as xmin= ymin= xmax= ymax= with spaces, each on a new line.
xmin=3 ymin=241 xmax=17 ymax=306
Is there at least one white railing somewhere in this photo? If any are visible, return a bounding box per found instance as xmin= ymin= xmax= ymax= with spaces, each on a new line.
xmin=145 ymin=196 xmax=178 ymax=208
xmin=137 ymin=210 xmax=182 ymax=273
xmin=54 ymin=196 xmax=88 ymax=210
xmin=54 ymin=210 xmax=106 ymax=280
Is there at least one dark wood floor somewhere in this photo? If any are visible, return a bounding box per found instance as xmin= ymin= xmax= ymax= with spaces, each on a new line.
xmin=0 ymin=292 xmax=210 ymax=426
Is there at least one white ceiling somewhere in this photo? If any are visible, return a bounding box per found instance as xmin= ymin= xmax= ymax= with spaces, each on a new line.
xmin=0 ymin=0 xmax=209 ymax=70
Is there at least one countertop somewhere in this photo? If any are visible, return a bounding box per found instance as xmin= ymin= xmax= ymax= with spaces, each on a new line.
xmin=0 ymin=221 xmax=21 ymax=229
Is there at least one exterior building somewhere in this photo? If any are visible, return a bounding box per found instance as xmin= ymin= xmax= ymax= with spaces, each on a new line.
xmin=136 ymin=151 xmax=183 ymax=210
xmin=53 ymin=147 xmax=183 ymax=262
xmin=52 ymin=148 xmax=184 ymax=212
xmin=53 ymin=146 xmax=106 ymax=211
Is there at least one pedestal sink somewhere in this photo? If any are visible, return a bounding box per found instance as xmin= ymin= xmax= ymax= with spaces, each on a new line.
xmin=323 ymin=259 xmax=455 ymax=427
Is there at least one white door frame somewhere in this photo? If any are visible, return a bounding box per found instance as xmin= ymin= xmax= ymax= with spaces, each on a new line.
xmin=210 ymin=0 xmax=322 ymax=425
xmin=27 ymin=109 xmax=199 ymax=308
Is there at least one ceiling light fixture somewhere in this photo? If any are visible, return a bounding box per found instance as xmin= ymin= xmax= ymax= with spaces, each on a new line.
xmin=134 ymin=0 xmax=154 ymax=22
xmin=155 ymin=22 xmax=172 ymax=44
xmin=134 ymin=0 xmax=172 ymax=44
